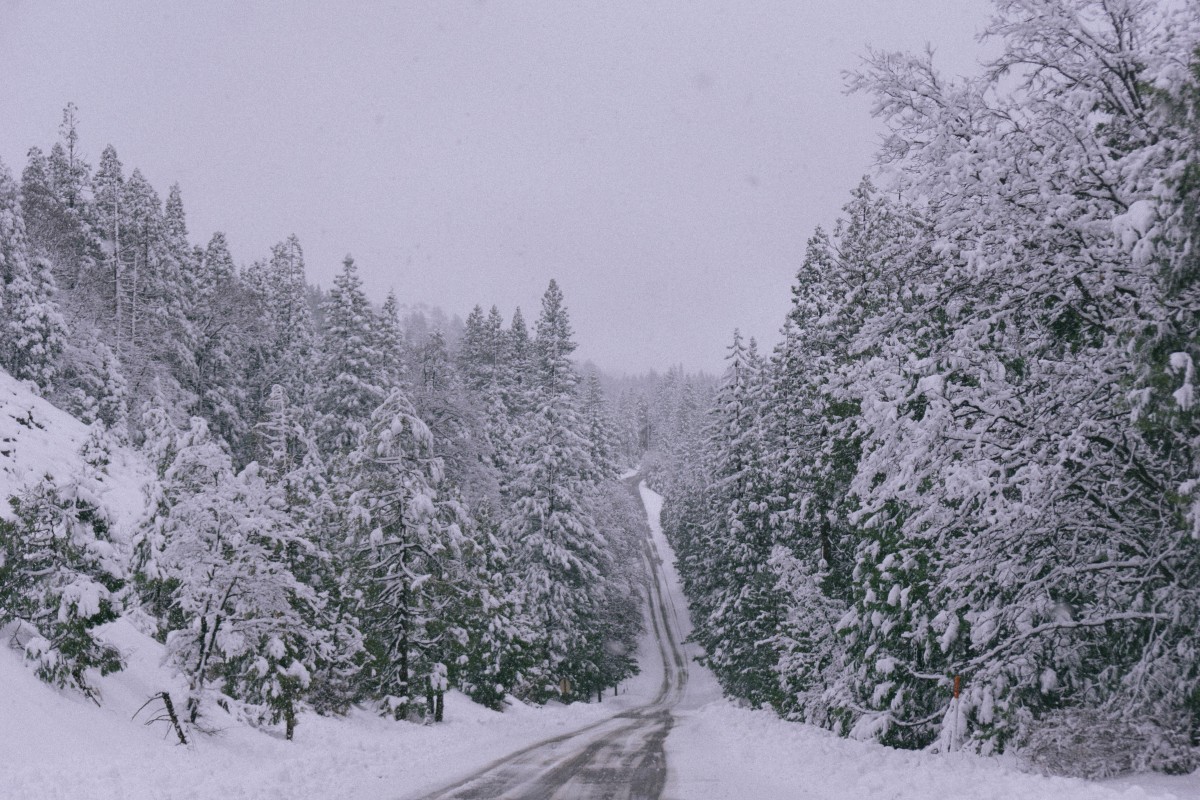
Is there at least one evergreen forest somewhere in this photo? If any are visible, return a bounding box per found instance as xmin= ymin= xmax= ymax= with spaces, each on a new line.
xmin=2 ymin=0 xmax=1200 ymax=781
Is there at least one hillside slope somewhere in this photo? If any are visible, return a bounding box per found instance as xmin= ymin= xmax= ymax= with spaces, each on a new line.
xmin=0 ymin=372 xmax=150 ymax=527
xmin=0 ymin=369 xmax=661 ymax=799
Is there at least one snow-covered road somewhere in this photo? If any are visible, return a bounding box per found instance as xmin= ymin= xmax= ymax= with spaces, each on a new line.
xmin=413 ymin=477 xmax=688 ymax=800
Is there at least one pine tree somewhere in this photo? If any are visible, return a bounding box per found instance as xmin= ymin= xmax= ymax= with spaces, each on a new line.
xmin=32 ymin=105 xmax=97 ymax=301
xmin=52 ymin=103 xmax=89 ymax=211
xmin=0 ymin=464 xmax=124 ymax=700
xmin=255 ymin=384 xmax=362 ymax=716
xmin=458 ymin=305 xmax=494 ymax=392
xmin=238 ymin=235 xmax=318 ymax=462
xmin=411 ymin=329 xmax=497 ymax=509
xmin=18 ymin=148 xmax=60 ymax=272
xmin=582 ymin=372 xmax=619 ymax=479
xmin=0 ymin=161 xmax=66 ymax=389
xmin=504 ymin=306 xmax=534 ymax=421
xmin=120 ymin=169 xmax=160 ymax=354
xmin=350 ymin=389 xmax=470 ymax=720
xmin=766 ymin=184 xmax=928 ymax=730
xmin=687 ymin=331 xmax=784 ymax=707
xmin=187 ymin=232 xmax=248 ymax=447
xmin=262 ymin=235 xmax=317 ymax=398
xmin=90 ymin=145 xmax=125 ymax=343
xmin=375 ymin=289 xmax=406 ymax=389
xmin=500 ymin=281 xmax=610 ymax=699
xmin=153 ymin=184 xmax=196 ymax=392
xmin=454 ymin=503 xmax=525 ymax=710
xmin=64 ymin=341 xmax=129 ymax=434
xmin=317 ymin=255 xmax=386 ymax=458
xmin=459 ymin=304 xmax=520 ymax=486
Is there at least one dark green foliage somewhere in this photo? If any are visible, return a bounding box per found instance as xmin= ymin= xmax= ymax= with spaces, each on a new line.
xmin=0 ymin=478 xmax=123 ymax=700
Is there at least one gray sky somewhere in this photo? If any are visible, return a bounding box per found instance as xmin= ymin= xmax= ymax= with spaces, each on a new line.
xmin=0 ymin=1 xmax=991 ymax=374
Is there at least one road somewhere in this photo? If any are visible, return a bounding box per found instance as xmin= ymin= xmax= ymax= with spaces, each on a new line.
xmin=413 ymin=478 xmax=689 ymax=800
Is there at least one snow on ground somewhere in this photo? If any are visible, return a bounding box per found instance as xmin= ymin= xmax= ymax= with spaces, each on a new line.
xmin=0 ymin=373 xmax=150 ymax=529
xmin=638 ymin=482 xmax=1200 ymax=800
xmin=0 ymin=609 xmax=661 ymax=800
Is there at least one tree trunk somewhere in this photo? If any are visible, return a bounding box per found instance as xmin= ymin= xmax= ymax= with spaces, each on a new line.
xmin=188 ymin=615 xmax=209 ymax=723
xmin=398 ymin=631 xmax=409 ymax=719
xmin=160 ymin=691 xmax=188 ymax=745
xmin=285 ymin=697 xmax=296 ymax=741
xmin=112 ymin=204 xmax=121 ymax=348
xmin=819 ymin=522 xmax=833 ymax=572
xmin=189 ymin=614 xmax=221 ymax=723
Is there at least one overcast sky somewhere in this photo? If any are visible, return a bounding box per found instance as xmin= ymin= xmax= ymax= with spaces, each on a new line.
xmin=0 ymin=1 xmax=992 ymax=374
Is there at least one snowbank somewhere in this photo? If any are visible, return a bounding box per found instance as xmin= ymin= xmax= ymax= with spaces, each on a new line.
xmin=0 ymin=612 xmax=657 ymax=800
xmin=0 ymin=372 xmax=149 ymax=529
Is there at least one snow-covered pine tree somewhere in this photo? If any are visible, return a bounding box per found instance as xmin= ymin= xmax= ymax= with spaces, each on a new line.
xmin=349 ymin=389 xmax=470 ymax=721
xmin=184 ymin=232 xmax=250 ymax=449
xmin=500 ymin=281 xmax=610 ymax=700
xmin=90 ymin=145 xmax=126 ymax=344
xmin=75 ymin=341 xmax=130 ymax=435
xmin=255 ymin=384 xmax=362 ymax=716
xmin=764 ymin=182 xmax=932 ymax=736
xmin=23 ymin=104 xmax=100 ymax=307
xmin=236 ymin=235 xmax=319 ymax=466
xmin=453 ymin=502 xmax=526 ymax=710
xmin=118 ymin=170 xmax=162 ymax=361
xmin=375 ymin=289 xmax=406 ymax=390
xmin=51 ymin=104 xmax=89 ymax=211
xmin=267 ymin=236 xmax=318 ymax=399
xmin=454 ymin=304 xmax=535 ymax=705
xmin=503 ymin=306 xmax=534 ymax=422
xmin=0 ymin=160 xmax=66 ymax=390
xmin=19 ymin=122 xmax=141 ymax=432
xmin=410 ymin=328 xmax=498 ymax=510
xmin=316 ymin=255 xmax=386 ymax=459
xmin=459 ymin=304 xmax=521 ymax=489
xmin=19 ymin=146 xmax=88 ymax=304
xmin=459 ymin=305 xmax=494 ymax=392
xmin=583 ymin=478 xmax=645 ymax=700
xmin=688 ymin=331 xmax=785 ymax=708
xmin=582 ymin=371 xmax=619 ymax=479
xmin=158 ymin=185 xmax=200 ymax=392
xmin=0 ymin=460 xmax=124 ymax=700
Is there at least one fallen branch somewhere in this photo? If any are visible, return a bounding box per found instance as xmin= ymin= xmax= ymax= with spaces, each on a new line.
xmin=133 ymin=691 xmax=189 ymax=745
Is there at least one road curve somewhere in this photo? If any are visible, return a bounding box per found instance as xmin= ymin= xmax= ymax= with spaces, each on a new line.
xmin=412 ymin=477 xmax=689 ymax=800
